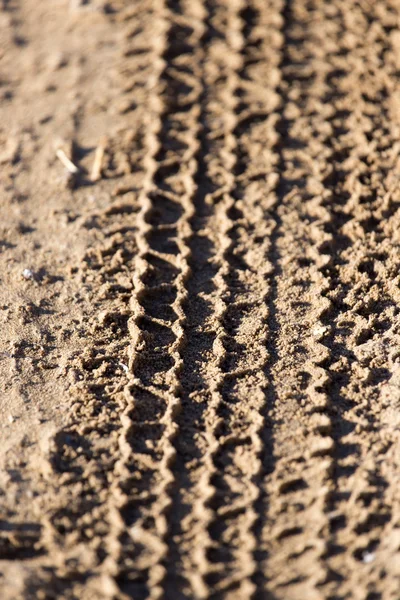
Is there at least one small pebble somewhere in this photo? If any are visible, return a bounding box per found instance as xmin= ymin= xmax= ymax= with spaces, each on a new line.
xmin=8 ymin=415 xmax=14 ymax=424
xmin=362 ymin=551 xmax=375 ymax=564
xmin=22 ymin=268 xmax=34 ymax=280
xmin=312 ymin=325 xmax=329 ymax=337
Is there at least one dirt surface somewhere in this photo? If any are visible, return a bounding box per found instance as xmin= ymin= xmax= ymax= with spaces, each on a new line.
xmin=1 ymin=0 xmax=400 ymax=598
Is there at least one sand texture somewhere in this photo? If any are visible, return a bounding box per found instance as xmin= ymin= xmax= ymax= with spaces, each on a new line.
xmin=0 ymin=0 xmax=400 ymax=598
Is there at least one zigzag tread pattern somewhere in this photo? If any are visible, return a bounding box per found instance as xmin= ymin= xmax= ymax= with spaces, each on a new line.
xmin=8 ymin=1 xmax=400 ymax=599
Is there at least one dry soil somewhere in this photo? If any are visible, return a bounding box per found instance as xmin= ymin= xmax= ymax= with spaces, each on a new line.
xmin=0 ymin=0 xmax=400 ymax=599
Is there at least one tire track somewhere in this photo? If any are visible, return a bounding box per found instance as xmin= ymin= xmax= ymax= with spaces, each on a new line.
xmin=164 ymin=0 xmax=291 ymax=596
xmin=201 ymin=2 xmax=281 ymax=597
xmin=188 ymin=3 xmax=252 ymax=596
xmin=253 ymin=1 xmax=339 ymax=596
xmin=158 ymin=2 xmax=218 ymax=596
xmin=255 ymin=1 xmax=400 ymax=598
xmin=306 ymin=2 xmax=400 ymax=596
xmin=103 ymin=2 xmax=205 ymax=597
xmin=161 ymin=1 xmax=252 ymax=596
xmin=164 ymin=1 xmax=281 ymax=597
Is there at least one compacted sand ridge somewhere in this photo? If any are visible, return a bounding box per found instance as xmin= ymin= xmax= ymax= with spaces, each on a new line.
xmin=1 ymin=0 xmax=400 ymax=598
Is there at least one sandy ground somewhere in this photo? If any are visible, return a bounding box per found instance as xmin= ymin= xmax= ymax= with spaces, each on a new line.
xmin=1 ymin=0 xmax=400 ymax=598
